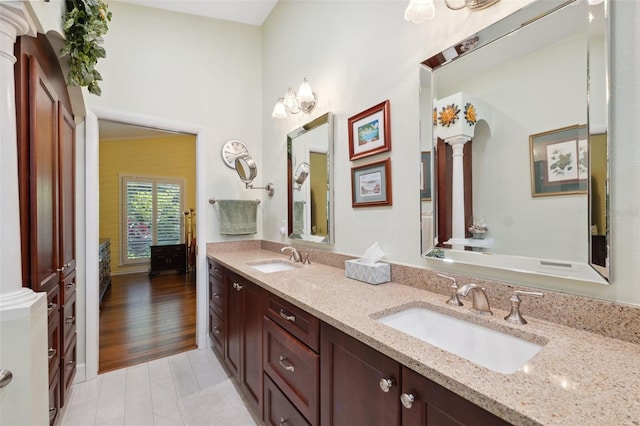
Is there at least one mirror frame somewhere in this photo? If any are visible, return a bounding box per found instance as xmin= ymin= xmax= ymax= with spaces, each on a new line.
xmin=420 ymin=0 xmax=610 ymax=284
xmin=287 ymin=112 xmax=334 ymax=244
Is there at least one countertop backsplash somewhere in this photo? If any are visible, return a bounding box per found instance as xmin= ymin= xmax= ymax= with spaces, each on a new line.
xmin=208 ymin=240 xmax=640 ymax=345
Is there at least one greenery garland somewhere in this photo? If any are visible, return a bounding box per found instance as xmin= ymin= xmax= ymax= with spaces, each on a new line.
xmin=61 ymin=0 xmax=112 ymax=95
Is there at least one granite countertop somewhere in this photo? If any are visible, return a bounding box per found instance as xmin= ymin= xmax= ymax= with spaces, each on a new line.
xmin=208 ymin=248 xmax=640 ymax=426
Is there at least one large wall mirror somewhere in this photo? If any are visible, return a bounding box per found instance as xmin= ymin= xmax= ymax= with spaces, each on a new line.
xmin=287 ymin=112 xmax=334 ymax=244
xmin=420 ymin=0 xmax=609 ymax=284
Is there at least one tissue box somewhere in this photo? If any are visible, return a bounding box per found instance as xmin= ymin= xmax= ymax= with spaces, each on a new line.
xmin=345 ymin=259 xmax=391 ymax=285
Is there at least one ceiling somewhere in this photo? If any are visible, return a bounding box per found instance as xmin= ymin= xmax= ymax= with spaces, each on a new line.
xmin=115 ymin=0 xmax=279 ymax=26
xmin=100 ymin=1 xmax=279 ymax=140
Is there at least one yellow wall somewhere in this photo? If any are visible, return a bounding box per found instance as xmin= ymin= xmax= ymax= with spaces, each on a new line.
xmin=99 ymin=134 xmax=196 ymax=274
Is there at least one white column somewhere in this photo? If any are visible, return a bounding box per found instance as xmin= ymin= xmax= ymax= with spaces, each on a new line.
xmin=445 ymin=135 xmax=471 ymax=246
xmin=0 ymin=4 xmax=48 ymax=426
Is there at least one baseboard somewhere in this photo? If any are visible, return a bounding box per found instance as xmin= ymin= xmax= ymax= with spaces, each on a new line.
xmin=73 ymin=362 xmax=86 ymax=383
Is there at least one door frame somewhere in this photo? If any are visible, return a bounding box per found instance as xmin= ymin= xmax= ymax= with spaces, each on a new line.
xmin=85 ymin=108 xmax=207 ymax=380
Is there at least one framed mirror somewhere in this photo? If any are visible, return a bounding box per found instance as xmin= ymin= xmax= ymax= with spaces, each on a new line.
xmin=420 ymin=0 xmax=609 ymax=284
xmin=287 ymin=112 xmax=334 ymax=244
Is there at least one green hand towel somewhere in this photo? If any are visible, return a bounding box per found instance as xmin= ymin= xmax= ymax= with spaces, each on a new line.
xmin=218 ymin=200 xmax=258 ymax=235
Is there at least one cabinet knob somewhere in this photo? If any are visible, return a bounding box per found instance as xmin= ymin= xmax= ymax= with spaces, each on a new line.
xmin=400 ymin=393 xmax=415 ymax=409
xmin=379 ymin=378 xmax=394 ymax=392
xmin=233 ymin=282 xmax=243 ymax=291
xmin=65 ymin=316 xmax=75 ymax=325
xmin=279 ymin=417 xmax=287 ymax=426
xmin=48 ymin=348 xmax=57 ymax=360
xmin=278 ymin=356 xmax=295 ymax=373
xmin=47 ymin=303 xmax=57 ymax=313
xmin=279 ymin=309 xmax=296 ymax=322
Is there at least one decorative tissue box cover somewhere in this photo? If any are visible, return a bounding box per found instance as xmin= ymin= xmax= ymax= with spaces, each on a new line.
xmin=345 ymin=259 xmax=391 ymax=285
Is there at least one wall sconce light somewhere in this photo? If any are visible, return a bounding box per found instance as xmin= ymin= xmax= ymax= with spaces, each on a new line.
xmin=272 ymin=78 xmax=318 ymax=119
xmin=404 ymin=0 xmax=501 ymax=23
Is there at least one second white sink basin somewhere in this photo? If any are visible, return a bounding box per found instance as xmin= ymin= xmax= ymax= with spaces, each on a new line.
xmin=247 ymin=260 xmax=301 ymax=273
xmin=377 ymin=307 xmax=543 ymax=374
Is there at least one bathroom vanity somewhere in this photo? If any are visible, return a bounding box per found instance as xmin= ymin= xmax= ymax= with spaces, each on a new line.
xmin=207 ymin=244 xmax=640 ymax=425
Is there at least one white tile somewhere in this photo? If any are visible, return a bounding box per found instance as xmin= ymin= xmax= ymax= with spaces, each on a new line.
xmin=154 ymin=414 xmax=185 ymax=426
xmin=59 ymin=397 xmax=99 ymax=426
xmin=151 ymin=377 xmax=182 ymax=421
xmin=96 ymin=416 xmax=124 ymax=426
xmin=187 ymin=349 xmax=229 ymax=390
xmin=169 ymin=352 xmax=200 ymax=397
xmin=95 ymin=369 xmax=127 ymax=424
xmin=124 ymin=364 xmax=154 ymax=426
xmin=148 ymin=357 xmax=172 ymax=383
xmin=67 ymin=375 xmax=103 ymax=406
xmin=178 ymin=379 xmax=257 ymax=426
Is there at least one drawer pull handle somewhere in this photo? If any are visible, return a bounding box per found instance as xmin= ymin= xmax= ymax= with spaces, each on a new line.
xmin=233 ymin=282 xmax=243 ymax=291
xmin=379 ymin=378 xmax=394 ymax=392
xmin=48 ymin=348 xmax=57 ymax=360
xmin=279 ymin=417 xmax=287 ymax=426
xmin=213 ymin=293 xmax=221 ymax=299
xmin=214 ymin=267 xmax=220 ymax=273
xmin=278 ymin=356 xmax=295 ymax=373
xmin=49 ymin=407 xmax=57 ymax=421
xmin=47 ymin=303 xmax=57 ymax=313
xmin=213 ymin=327 xmax=220 ymax=334
xmin=65 ymin=316 xmax=75 ymax=325
xmin=66 ymin=282 xmax=74 ymax=289
xmin=66 ymin=360 xmax=75 ymax=370
xmin=400 ymin=393 xmax=415 ymax=409
xmin=279 ymin=309 xmax=295 ymax=322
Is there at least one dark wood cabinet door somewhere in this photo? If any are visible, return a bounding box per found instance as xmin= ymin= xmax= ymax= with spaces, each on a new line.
xmin=241 ymin=279 xmax=264 ymax=416
xmin=320 ymin=323 xmax=401 ymax=426
xmin=58 ymin=103 xmax=76 ymax=275
xmin=29 ymin=55 xmax=59 ymax=292
xmin=225 ymin=272 xmax=242 ymax=377
xmin=264 ymin=374 xmax=311 ymax=426
xmin=401 ymin=367 xmax=510 ymax=426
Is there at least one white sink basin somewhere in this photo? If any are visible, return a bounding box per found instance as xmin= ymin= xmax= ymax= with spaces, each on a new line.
xmin=376 ymin=307 xmax=543 ymax=374
xmin=247 ymin=260 xmax=301 ymax=273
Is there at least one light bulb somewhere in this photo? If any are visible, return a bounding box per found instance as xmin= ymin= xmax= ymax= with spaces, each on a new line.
xmin=404 ymin=0 xmax=435 ymax=23
xmin=296 ymin=78 xmax=315 ymax=103
xmin=272 ymin=99 xmax=287 ymax=119
xmin=283 ymin=88 xmax=300 ymax=114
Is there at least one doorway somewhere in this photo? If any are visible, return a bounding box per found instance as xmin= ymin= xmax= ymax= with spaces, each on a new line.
xmin=85 ymin=110 xmax=208 ymax=381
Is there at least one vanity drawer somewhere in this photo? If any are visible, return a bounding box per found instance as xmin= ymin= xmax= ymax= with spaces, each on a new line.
xmin=47 ymin=309 xmax=61 ymax=381
xmin=263 ymin=316 xmax=319 ymax=425
xmin=208 ymin=274 xmax=224 ymax=316
xmin=208 ymin=307 xmax=224 ymax=357
xmin=264 ymin=374 xmax=310 ymax=426
xmin=60 ymin=269 xmax=76 ymax=305
xmin=264 ymin=292 xmax=320 ymax=352
xmin=60 ymin=332 xmax=77 ymax=407
xmin=208 ymin=259 xmax=223 ymax=280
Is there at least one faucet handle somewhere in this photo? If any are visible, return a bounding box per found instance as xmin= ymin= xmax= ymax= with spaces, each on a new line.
xmin=438 ymin=274 xmax=463 ymax=306
xmin=303 ymin=249 xmax=313 ymax=264
xmin=504 ymin=290 xmax=544 ymax=325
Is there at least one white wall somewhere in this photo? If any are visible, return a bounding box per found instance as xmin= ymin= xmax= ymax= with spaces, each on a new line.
xmin=261 ymin=0 xmax=640 ymax=306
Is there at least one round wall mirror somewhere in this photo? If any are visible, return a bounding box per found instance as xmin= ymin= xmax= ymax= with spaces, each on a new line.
xmin=235 ymin=154 xmax=257 ymax=184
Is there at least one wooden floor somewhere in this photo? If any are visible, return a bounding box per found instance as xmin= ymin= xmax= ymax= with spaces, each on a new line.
xmin=99 ymin=271 xmax=197 ymax=373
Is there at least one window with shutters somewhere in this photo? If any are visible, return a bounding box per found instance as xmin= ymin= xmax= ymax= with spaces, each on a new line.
xmin=121 ymin=175 xmax=185 ymax=264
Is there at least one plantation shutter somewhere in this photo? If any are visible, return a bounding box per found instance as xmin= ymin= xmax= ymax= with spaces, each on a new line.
xmin=122 ymin=176 xmax=184 ymax=264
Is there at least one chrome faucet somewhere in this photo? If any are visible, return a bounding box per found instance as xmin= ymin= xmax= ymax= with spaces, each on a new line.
xmin=281 ymin=246 xmax=302 ymax=263
xmin=457 ymin=284 xmax=493 ymax=316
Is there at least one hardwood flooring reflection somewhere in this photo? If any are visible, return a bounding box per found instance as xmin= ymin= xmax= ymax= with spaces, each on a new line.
xmin=99 ymin=271 xmax=197 ymax=373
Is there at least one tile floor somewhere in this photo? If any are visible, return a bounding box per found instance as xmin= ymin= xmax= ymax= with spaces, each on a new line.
xmin=60 ymin=349 xmax=258 ymax=426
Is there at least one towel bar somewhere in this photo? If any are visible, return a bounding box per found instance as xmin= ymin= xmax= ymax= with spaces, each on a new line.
xmin=209 ymin=198 xmax=261 ymax=205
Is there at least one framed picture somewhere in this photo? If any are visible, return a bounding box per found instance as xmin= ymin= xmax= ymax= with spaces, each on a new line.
xmin=348 ymin=100 xmax=391 ymax=160
xmin=420 ymin=151 xmax=431 ymax=201
xmin=529 ymin=124 xmax=588 ymax=197
xmin=351 ymin=158 xmax=392 ymax=207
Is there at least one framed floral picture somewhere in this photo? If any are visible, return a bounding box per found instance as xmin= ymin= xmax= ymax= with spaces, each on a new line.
xmin=529 ymin=124 xmax=588 ymax=197
xmin=348 ymin=100 xmax=391 ymax=160
xmin=351 ymin=158 xmax=392 ymax=207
